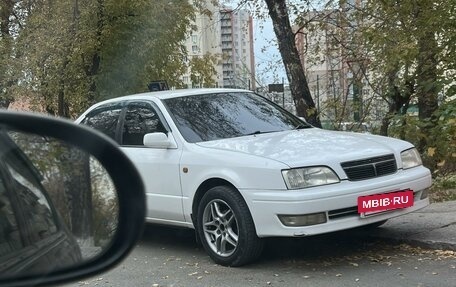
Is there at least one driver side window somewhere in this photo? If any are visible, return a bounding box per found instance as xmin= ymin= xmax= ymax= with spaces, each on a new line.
xmin=121 ymin=103 xmax=166 ymax=146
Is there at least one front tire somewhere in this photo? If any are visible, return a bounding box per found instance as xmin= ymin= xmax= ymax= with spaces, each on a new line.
xmin=196 ymin=185 xmax=263 ymax=266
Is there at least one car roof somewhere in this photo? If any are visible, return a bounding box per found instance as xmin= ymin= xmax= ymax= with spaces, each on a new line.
xmin=93 ymin=88 xmax=253 ymax=106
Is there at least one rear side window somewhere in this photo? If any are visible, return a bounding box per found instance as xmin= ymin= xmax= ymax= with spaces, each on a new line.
xmin=81 ymin=104 xmax=123 ymax=141
xmin=121 ymin=102 xmax=166 ymax=146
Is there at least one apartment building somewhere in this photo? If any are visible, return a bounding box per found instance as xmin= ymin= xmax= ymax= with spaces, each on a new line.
xmin=182 ymin=1 xmax=255 ymax=90
xmin=295 ymin=9 xmax=350 ymax=121
xmin=219 ymin=8 xmax=255 ymax=90
xmin=294 ymin=3 xmax=384 ymax=124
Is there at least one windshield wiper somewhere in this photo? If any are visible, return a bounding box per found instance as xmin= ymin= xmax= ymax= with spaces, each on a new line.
xmin=294 ymin=124 xmax=312 ymax=130
xmin=245 ymin=130 xmax=276 ymax=136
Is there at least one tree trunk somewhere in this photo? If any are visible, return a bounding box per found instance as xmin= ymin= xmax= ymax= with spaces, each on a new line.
xmin=379 ymin=71 xmax=413 ymax=136
xmin=414 ymin=1 xmax=439 ymax=152
xmin=0 ymin=0 xmax=13 ymax=37
xmin=0 ymin=0 xmax=14 ymax=108
xmin=65 ymin=149 xmax=93 ymax=240
xmin=84 ymin=0 xmax=103 ymax=104
xmin=416 ymin=31 xmax=438 ymax=151
xmin=264 ymin=0 xmax=321 ymax=127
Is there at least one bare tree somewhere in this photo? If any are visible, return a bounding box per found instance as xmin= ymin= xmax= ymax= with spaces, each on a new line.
xmin=263 ymin=0 xmax=321 ymax=127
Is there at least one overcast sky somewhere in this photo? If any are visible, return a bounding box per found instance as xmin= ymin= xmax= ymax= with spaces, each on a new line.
xmin=253 ymin=18 xmax=288 ymax=87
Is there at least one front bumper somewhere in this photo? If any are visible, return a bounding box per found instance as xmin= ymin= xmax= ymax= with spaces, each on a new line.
xmin=240 ymin=166 xmax=432 ymax=237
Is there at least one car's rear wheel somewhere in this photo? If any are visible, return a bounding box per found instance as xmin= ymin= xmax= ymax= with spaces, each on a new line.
xmin=196 ymin=185 xmax=263 ymax=266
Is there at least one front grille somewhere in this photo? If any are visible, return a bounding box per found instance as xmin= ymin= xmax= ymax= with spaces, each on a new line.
xmin=328 ymin=206 xmax=358 ymax=219
xmin=341 ymin=154 xmax=397 ymax=181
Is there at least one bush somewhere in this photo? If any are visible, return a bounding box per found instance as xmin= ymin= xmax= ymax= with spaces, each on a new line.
xmin=389 ymin=100 xmax=456 ymax=177
xmin=424 ymin=100 xmax=456 ymax=176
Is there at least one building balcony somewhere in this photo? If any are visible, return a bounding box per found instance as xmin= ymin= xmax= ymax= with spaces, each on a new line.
xmin=221 ymin=19 xmax=232 ymax=26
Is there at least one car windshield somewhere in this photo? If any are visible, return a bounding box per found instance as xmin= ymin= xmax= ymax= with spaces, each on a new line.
xmin=163 ymin=92 xmax=310 ymax=143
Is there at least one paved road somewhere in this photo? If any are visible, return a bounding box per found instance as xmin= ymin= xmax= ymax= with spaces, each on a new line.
xmin=68 ymin=225 xmax=456 ymax=287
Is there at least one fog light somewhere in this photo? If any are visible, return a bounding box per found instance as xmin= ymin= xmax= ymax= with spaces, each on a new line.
xmin=420 ymin=189 xmax=429 ymax=200
xmin=278 ymin=213 xmax=327 ymax=227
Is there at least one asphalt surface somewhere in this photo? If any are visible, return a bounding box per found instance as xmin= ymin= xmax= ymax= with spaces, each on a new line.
xmin=65 ymin=201 xmax=456 ymax=287
xmin=358 ymin=201 xmax=456 ymax=251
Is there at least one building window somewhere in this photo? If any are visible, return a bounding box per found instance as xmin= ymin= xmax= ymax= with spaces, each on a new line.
xmin=192 ymin=45 xmax=199 ymax=53
xmin=192 ymin=35 xmax=197 ymax=44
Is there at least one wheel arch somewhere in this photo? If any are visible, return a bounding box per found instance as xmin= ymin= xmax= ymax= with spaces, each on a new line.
xmin=191 ymin=178 xmax=238 ymax=225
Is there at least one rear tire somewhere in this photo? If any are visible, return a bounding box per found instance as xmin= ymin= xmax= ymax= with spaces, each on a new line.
xmin=196 ymin=185 xmax=263 ymax=266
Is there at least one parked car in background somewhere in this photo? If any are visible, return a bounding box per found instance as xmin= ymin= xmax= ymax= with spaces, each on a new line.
xmin=78 ymin=88 xmax=432 ymax=266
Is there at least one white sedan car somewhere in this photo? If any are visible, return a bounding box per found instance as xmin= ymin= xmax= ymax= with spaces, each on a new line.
xmin=77 ymin=88 xmax=431 ymax=266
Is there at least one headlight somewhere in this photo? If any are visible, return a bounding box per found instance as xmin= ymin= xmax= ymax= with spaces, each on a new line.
xmin=282 ymin=166 xmax=340 ymax=189
xmin=401 ymin=148 xmax=422 ymax=169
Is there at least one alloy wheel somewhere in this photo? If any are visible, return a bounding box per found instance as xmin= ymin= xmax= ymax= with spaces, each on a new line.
xmin=202 ymin=199 xmax=239 ymax=257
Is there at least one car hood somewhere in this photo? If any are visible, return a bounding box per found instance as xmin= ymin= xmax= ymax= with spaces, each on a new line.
xmin=195 ymin=128 xmax=413 ymax=168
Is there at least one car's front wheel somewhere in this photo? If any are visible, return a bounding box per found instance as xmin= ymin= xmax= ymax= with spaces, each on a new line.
xmin=196 ymin=185 xmax=263 ymax=266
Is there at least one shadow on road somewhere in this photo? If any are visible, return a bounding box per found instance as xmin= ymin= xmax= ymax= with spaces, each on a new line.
xmin=141 ymin=224 xmax=199 ymax=248
xmin=139 ymin=224 xmax=387 ymax=265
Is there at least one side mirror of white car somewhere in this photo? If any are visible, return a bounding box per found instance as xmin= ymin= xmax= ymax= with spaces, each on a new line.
xmin=143 ymin=132 xmax=173 ymax=149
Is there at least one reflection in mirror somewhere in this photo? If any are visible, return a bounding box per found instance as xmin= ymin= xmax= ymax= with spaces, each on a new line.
xmin=0 ymin=128 xmax=118 ymax=279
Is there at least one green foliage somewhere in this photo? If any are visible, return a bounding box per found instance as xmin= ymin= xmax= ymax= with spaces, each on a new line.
xmin=389 ymin=100 xmax=456 ymax=176
xmin=0 ymin=0 xmax=21 ymax=108
xmin=424 ymin=101 xmax=456 ymax=175
xmin=189 ymin=53 xmax=219 ymax=88
xmin=96 ymin=0 xmax=195 ymax=99
xmin=3 ymin=0 xmax=196 ymax=117
xmin=358 ymin=0 xmax=448 ymax=119
xmin=0 ymin=37 xmax=14 ymax=108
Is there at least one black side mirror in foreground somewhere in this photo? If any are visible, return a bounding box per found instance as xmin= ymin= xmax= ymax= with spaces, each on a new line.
xmin=0 ymin=111 xmax=145 ymax=287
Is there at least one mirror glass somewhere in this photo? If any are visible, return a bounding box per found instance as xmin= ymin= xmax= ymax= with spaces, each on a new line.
xmin=0 ymin=128 xmax=118 ymax=278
